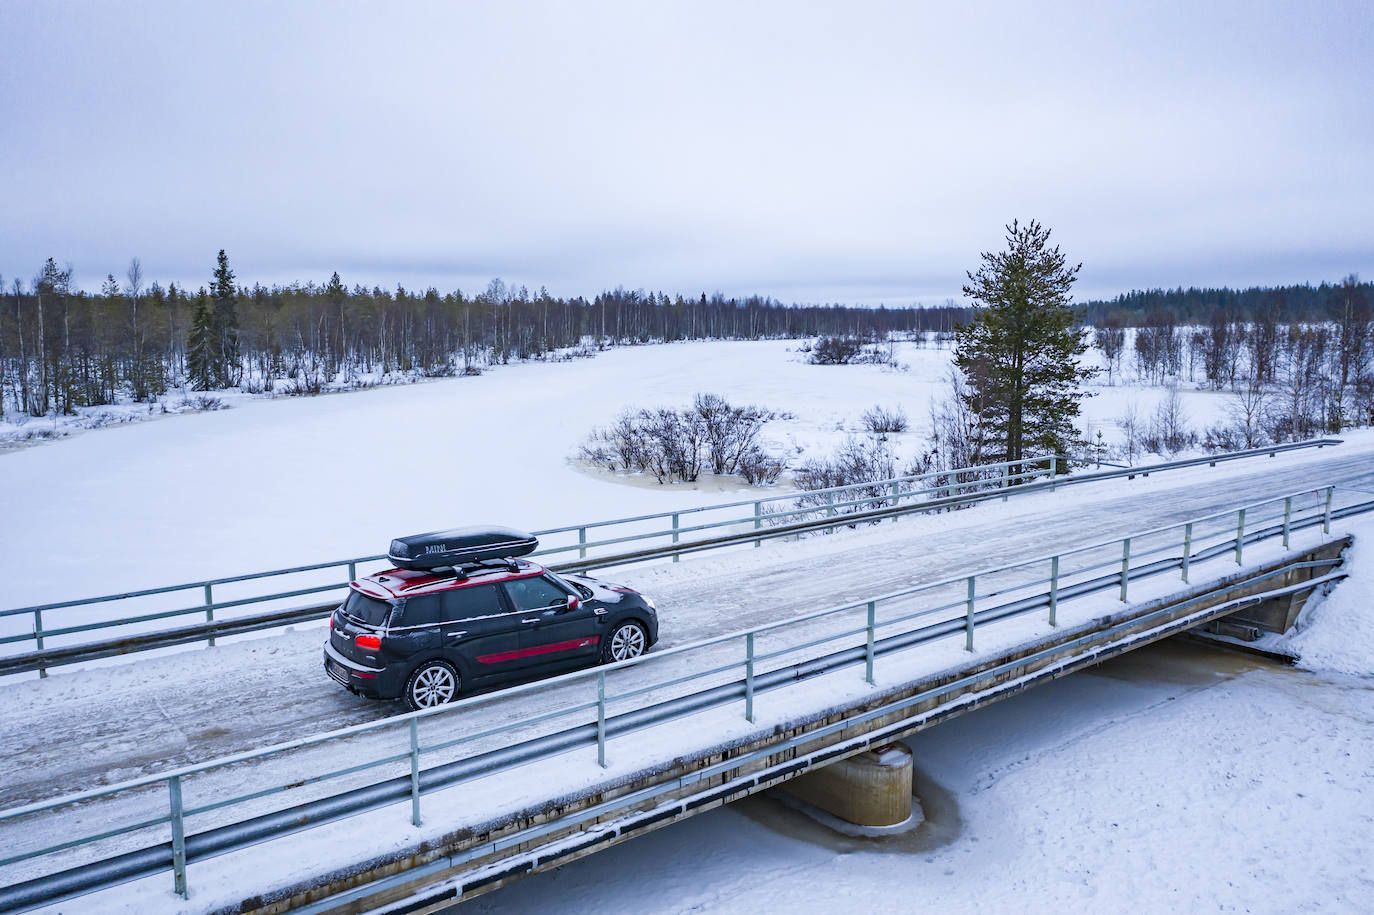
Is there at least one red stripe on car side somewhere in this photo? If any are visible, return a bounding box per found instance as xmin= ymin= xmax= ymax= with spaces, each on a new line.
xmin=476 ymin=636 xmax=601 ymax=664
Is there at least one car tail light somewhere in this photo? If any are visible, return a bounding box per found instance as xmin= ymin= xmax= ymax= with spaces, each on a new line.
xmin=356 ymin=634 xmax=382 ymax=651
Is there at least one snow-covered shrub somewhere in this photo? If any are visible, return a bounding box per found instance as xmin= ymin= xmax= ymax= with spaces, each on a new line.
xmin=860 ymin=404 xmax=908 ymax=434
xmin=175 ymin=395 xmax=229 ymax=413
xmin=739 ymin=448 xmax=787 ymax=485
xmin=1201 ymin=422 xmax=1244 ymax=453
xmin=579 ymin=394 xmax=783 ymax=485
xmin=1141 ymin=387 xmax=1197 ymax=455
xmin=791 ymin=435 xmax=900 ymax=522
xmin=1116 ymin=402 xmax=1144 ymax=465
xmin=854 ymin=335 xmax=904 ymax=370
xmin=809 ymin=335 xmax=862 ymax=365
xmin=693 ymin=394 xmax=777 ymax=475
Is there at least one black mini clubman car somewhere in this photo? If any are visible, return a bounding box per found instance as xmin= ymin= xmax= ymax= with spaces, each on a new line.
xmin=323 ymin=526 xmax=659 ymax=710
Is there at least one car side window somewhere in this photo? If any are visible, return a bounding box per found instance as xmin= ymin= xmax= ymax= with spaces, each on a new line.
xmin=503 ymin=575 xmax=569 ymax=612
xmin=399 ymin=595 xmax=442 ymax=628
xmin=442 ymin=584 xmax=503 ymax=622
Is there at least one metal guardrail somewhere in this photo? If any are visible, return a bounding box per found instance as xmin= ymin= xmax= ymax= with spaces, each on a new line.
xmin=0 ymin=438 xmax=1343 ymax=677
xmin=0 ymin=482 xmax=1365 ymax=911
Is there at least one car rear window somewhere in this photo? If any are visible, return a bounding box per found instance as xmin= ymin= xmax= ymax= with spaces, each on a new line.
xmin=342 ymin=590 xmax=395 ymax=626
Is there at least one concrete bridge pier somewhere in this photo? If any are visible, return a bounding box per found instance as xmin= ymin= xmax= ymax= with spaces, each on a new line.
xmin=1201 ymin=537 xmax=1347 ymax=641
xmin=781 ymin=743 xmax=916 ymax=832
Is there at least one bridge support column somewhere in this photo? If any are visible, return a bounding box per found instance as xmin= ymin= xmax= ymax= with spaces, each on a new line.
xmin=782 ymin=743 xmax=914 ymax=830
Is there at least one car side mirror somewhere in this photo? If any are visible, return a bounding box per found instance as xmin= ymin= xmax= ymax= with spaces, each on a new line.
xmin=564 ymin=594 xmax=580 ymax=613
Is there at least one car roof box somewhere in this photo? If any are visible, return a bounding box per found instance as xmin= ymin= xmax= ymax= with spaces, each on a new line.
xmin=388 ymin=525 xmax=538 ymax=571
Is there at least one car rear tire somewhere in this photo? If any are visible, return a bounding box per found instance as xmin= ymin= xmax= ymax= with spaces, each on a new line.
xmin=404 ymin=660 xmax=460 ymax=711
xmin=602 ymin=621 xmax=648 ymax=663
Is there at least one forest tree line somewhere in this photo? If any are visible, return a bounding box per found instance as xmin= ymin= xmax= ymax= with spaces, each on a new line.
xmin=0 ymin=252 xmax=962 ymax=419
xmin=1079 ymin=275 xmax=1373 ymax=325
xmin=1 ymin=250 xmax=1369 ymax=432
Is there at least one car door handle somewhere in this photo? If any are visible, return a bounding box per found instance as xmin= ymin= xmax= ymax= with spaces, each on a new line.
xmin=444 ymin=631 xmax=467 ymax=638
xmin=521 ymin=618 xmax=540 ymax=624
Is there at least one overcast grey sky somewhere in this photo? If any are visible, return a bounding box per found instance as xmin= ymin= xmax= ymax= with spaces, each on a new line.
xmin=1 ymin=0 xmax=1371 ymax=303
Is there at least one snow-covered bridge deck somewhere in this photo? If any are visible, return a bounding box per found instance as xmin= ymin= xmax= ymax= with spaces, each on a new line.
xmin=1 ymin=444 xmax=1373 ymax=913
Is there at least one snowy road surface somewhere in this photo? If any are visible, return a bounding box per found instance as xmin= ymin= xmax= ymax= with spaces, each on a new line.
xmin=1 ymin=443 xmax=1371 ymax=815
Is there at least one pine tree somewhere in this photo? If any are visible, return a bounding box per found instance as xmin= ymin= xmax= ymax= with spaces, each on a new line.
xmin=187 ymin=289 xmax=216 ymax=391
xmin=210 ymin=249 xmax=240 ymax=387
xmin=954 ymin=220 xmax=1095 ymax=471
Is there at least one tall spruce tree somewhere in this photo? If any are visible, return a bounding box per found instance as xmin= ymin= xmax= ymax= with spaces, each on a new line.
xmin=954 ymin=220 xmax=1094 ymax=470
xmin=210 ymin=249 xmax=240 ymax=387
xmin=187 ymin=289 xmax=216 ymax=391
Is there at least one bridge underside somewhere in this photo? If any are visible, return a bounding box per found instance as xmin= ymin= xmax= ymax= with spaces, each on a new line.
xmin=263 ymin=537 xmax=1347 ymax=915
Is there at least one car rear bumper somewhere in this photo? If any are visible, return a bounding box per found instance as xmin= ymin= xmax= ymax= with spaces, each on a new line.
xmin=323 ymin=641 xmax=402 ymax=700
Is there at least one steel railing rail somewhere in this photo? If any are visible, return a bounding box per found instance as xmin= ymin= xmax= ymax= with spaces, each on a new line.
xmin=0 ymin=438 xmax=1344 ymax=677
xmin=0 ymin=483 xmax=1366 ymax=912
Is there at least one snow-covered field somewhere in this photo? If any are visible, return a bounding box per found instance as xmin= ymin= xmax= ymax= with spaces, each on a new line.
xmin=0 ymin=339 xmax=1242 ymax=609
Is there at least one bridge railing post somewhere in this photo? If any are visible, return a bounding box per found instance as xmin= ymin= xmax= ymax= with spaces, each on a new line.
xmin=578 ymin=527 xmax=587 ymax=561
xmin=204 ymin=583 xmax=215 ymax=648
xmin=891 ymin=481 xmax=901 ymax=521
xmin=33 ymin=609 xmax=46 ymax=679
xmin=672 ymin=512 xmax=680 ymax=562
xmin=169 ymin=775 xmax=187 ymax=899
xmin=1119 ymin=538 xmax=1131 ymax=601
xmin=409 ymin=718 xmax=422 ymax=826
xmin=1049 ymin=556 xmax=1059 ymax=627
xmin=1048 ymin=457 xmax=1057 ymax=493
xmin=753 ymin=502 xmax=762 ymax=548
xmin=1181 ymin=522 xmax=1192 ymax=582
xmin=745 ymin=632 xmax=756 ymax=722
xmin=1324 ymin=486 xmax=1333 ymax=534
xmin=865 ymin=601 xmax=876 ymax=683
xmin=596 ymin=670 xmax=607 ymax=768
xmin=1282 ymin=497 xmax=1292 ymax=548
xmin=1235 ymin=508 xmax=1246 ymax=565
xmin=965 ymin=576 xmax=975 ymax=652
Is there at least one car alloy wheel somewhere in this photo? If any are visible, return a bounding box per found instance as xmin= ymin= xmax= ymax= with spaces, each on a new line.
xmin=608 ymin=623 xmax=647 ymax=662
xmin=408 ymin=662 xmax=458 ymax=708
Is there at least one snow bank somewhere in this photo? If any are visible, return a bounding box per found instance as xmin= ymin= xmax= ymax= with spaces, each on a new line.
xmin=1277 ymin=517 xmax=1374 ymax=677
